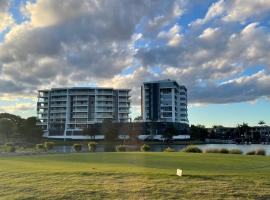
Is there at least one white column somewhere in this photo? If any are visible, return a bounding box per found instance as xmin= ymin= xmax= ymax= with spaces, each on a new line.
xmin=64 ymin=89 xmax=70 ymax=138
xmin=172 ymin=88 xmax=175 ymax=122
xmin=142 ymin=85 xmax=146 ymax=121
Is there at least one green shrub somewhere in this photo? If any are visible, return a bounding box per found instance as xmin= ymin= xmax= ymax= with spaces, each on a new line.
xmin=140 ymin=144 xmax=151 ymax=152
xmin=4 ymin=143 xmax=16 ymax=153
xmin=229 ymin=149 xmax=243 ymax=154
xmin=204 ymin=148 xmax=220 ymax=153
xmin=73 ymin=144 xmax=82 ymax=152
xmin=246 ymin=150 xmax=256 ymax=155
xmin=256 ymin=149 xmax=266 ymax=156
xmin=88 ymin=142 xmax=98 ymax=152
xmin=182 ymin=145 xmax=202 ymax=153
xmin=36 ymin=143 xmax=45 ymax=151
xmin=219 ymin=148 xmax=229 ymax=154
xmin=164 ymin=147 xmax=176 ymax=152
xmin=44 ymin=142 xmax=55 ymax=151
xmin=115 ymin=145 xmax=127 ymax=152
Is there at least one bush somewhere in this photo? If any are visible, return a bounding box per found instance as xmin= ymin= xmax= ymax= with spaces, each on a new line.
xmin=164 ymin=147 xmax=176 ymax=152
xmin=246 ymin=150 xmax=256 ymax=155
xmin=44 ymin=142 xmax=55 ymax=151
xmin=73 ymin=144 xmax=82 ymax=152
xmin=229 ymin=149 xmax=243 ymax=154
xmin=256 ymin=149 xmax=266 ymax=156
xmin=4 ymin=143 xmax=16 ymax=152
xmin=204 ymin=148 xmax=220 ymax=153
xmin=88 ymin=142 xmax=98 ymax=152
xmin=219 ymin=148 xmax=229 ymax=154
xmin=182 ymin=145 xmax=202 ymax=153
xmin=36 ymin=143 xmax=45 ymax=151
xmin=115 ymin=145 xmax=127 ymax=152
xmin=140 ymin=144 xmax=151 ymax=152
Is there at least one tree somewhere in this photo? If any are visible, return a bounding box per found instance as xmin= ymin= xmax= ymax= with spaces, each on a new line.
xmin=134 ymin=116 xmax=142 ymax=121
xmin=258 ymin=120 xmax=266 ymax=142
xmin=236 ymin=123 xmax=250 ymax=142
xmin=128 ymin=123 xmax=140 ymax=142
xmin=0 ymin=113 xmax=24 ymax=127
xmin=101 ymin=119 xmax=118 ymax=142
xmin=19 ymin=117 xmax=43 ymax=141
xmin=0 ymin=118 xmax=17 ymax=142
xmin=189 ymin=125 xmax=208 ymax=141
xmin=82 ymin=126 xmax=97 ymax=140
xmin=162 ymin=124 xmax=177 ymax=141
xmin=258 ymin=121 xmax=266 ymax=126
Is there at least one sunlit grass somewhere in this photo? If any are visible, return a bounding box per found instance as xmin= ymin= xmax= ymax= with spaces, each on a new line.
xmin=0 ymin=152 xmax=270 ymax=199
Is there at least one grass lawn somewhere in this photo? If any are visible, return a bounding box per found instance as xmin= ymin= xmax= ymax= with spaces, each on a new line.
xmin=0 ymin=152 xmax=270 ymax=199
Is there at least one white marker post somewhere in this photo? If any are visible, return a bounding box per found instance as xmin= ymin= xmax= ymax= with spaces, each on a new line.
xmin=176 ymin=169 xmax=183 ymax=176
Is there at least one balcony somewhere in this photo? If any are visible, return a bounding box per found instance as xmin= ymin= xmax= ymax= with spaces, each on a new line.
xmin=118 ymin=98 xmax=129 ymax=103
xmin=96 ymin=114 xmax=113 ymax=118
xmin=96 ymin=108 xmax=113 ymax=112
xmin=50 ymin=103 xmax=66 ymax=107
xmin=96 ymin=97 xmax=113 ymax=101
xmin=73 ymin=102 xmax=88 ymax=106
xmin=69 ymin=91 xmax=95 ymax=95
xmin=38 ymin=93 xmax=49 ymax=98
xmin=51 ymin=97 xmax=67 ymax=102
xmin=118 ymin=93 xmax=130 ymax=97
xmin=38 ymin=116 xmax=48 ymax=120
xmin=75 ymin=97 xmax=88 ymax=101
xmin=119 ymin=103 xmax=130 ymax=108
xmin=96 ymin=91 xmax=113 ymax=95
xmin=73 ymin=114 xmax=88 ymax=118
xmin=50 ymin=115 xmax=66 ymax=119
xmin=118 ymin=108 xmax=130 ymax=113
xmin=73 ymin=109 xmax=88 ymax=112
xmin=50 ymin=92 xmax=67 ymax=96
xmin=96 ymin=103 xmax=113 ymax=107
xmin=50 ymin=110 xmax=66 ymax=114
xmin=37 ymin=105 xmax=48 ymax=109
xmin=36 ymin=122 xmax=47 ymax=126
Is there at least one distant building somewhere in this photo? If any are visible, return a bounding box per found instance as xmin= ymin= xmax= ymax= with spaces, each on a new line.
xmin=206 ymin=125 xmax=270 ymax=143
xmin=141 ymin=79 xmax=188 ymax=124
xmin=37 ymin=87 xmax=131 ymax=138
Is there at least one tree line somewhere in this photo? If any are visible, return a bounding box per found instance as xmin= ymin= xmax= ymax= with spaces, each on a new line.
xmin=0 ymin=113 xmax=43 ymax=144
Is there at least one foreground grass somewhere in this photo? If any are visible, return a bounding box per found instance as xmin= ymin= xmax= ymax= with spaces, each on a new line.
xmin=0 ymin=152 xmax=270 ymax=199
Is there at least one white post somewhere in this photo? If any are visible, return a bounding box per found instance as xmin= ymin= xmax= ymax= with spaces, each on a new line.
xmin=172 ymin=88 xmax=175 ymax=122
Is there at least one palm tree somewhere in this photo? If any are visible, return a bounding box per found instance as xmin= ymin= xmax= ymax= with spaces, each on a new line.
xmin=258 ymin=121 xmax=266 ymax=126
xmin=258 ymin=121 xmax=266 ymax=143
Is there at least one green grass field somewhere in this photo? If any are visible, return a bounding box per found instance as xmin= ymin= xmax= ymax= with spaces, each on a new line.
xmin=0 ymin=152 xmax=270 ymax=199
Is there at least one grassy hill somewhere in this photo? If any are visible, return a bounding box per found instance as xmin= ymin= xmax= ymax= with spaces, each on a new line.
xmin=0 ymin=152 xmax=270 ymax=199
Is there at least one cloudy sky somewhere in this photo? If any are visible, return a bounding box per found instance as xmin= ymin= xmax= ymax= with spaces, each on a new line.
xmin=0 ymin=0 xmax=270 ymax=127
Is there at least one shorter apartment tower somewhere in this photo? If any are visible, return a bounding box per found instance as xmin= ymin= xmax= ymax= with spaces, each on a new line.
xmin=141 ymin=79 xmax=188 ymax=124
xmin=37 ymin=87 xmax=131 ymax=137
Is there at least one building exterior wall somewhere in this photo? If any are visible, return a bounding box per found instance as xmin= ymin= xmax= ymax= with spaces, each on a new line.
xmin=141 ymin=79 xmax=188 ymax=124
xmin=37 ymin=87 xmax=131 ymax=136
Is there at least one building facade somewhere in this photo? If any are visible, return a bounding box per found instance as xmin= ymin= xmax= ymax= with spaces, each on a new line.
xmin=37 ymin=87 xmax=131 ymax=137
xmin=141 ymin=79 xmax=188 ymax=124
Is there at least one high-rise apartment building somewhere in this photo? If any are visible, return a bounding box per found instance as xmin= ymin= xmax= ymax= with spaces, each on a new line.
xmin=141 ymin=79 xmax=188 ymax=124
xmin=37 ymin=87 xmax=130 ymax=137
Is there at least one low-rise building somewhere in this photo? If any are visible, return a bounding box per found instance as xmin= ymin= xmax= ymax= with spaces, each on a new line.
xmin=37 ymin=87 xmax=131 ymax=138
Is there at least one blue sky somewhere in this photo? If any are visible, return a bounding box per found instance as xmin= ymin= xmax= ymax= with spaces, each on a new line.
xmin=0 ymin=0 xmax=270 ymax=127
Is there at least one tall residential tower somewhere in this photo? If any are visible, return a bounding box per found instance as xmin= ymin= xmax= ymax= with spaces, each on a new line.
xmin=141 ymin=79 xmax=188 ymax=124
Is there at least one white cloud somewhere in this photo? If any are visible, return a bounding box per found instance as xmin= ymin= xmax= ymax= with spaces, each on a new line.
xmin=0 ymin=0 xmax=270 ymax=115
xmin=199 ymin=27 xmax=219 ymax=39
xmin=192 ymin=0 xmax=270 ymax=26
xmin=158 ymin=24 xmax=182 ymax=47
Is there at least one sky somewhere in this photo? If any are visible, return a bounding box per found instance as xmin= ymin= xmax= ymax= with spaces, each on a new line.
xmin=0 ymin=0 xmax=270 ymax=127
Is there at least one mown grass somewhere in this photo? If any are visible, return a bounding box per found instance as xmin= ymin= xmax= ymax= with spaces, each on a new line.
xmin=0 ymin=152 xmax=270 ymax=199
